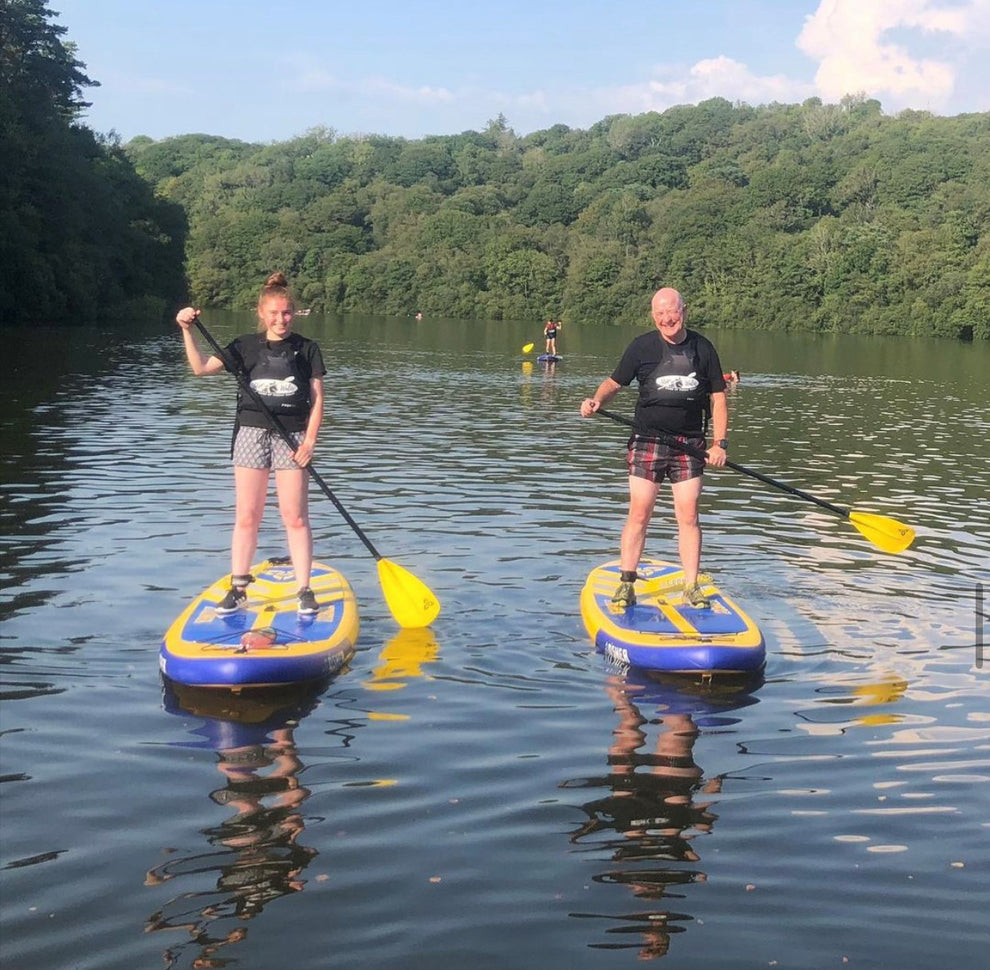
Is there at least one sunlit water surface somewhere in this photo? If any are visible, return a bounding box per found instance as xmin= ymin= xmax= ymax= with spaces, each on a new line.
xmin=1 ymin=314 xmax=987 ymax=970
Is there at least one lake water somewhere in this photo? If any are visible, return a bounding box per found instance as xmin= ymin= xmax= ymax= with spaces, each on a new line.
xmin=1 ymin=313 xmax=987 ymax=970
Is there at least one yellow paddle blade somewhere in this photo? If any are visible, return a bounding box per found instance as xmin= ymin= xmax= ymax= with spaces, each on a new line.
xmin=521 ymin=342 xmax=534 ymax=353
xmin=377 ymin=558 xmax=441 ymax=628
xmin=848 ymin=512 xmax=915 ymax=553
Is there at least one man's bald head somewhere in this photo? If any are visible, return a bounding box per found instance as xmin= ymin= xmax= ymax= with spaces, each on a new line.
xmin=651 ymin=288 xmax=687 ymax=343
xmin=651 ymin=287 xmax=684 ymax=314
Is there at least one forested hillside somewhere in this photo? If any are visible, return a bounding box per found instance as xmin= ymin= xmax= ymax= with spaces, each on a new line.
xmin=130 ymin=101 xmax=990 ymax=339
xmin=0 ymin=0 xmax=184 ymax=325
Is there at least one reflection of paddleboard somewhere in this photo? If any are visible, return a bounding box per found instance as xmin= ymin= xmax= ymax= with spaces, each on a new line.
xmin=161 ymin=679 xmax=325 ymax=748
xmin=538 ymin=354 xmax=563 ymax=362
xmin=581 ymin=559 xmax=765 ymax=675
xmin=160 ymin=558 xmax=359 ymax=688
xmin=621 ymin=666 xmax=764 ymax=717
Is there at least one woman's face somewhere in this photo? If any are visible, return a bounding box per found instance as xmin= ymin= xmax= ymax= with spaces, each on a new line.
xmin=259 ymin=296 xmax=293 ymax=338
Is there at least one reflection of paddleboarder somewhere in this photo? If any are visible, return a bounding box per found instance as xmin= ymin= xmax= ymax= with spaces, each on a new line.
xmin=544 ymin=319 xmax=562 ymax=355
xmin=145 ymin=726 xmax=315 ymax=964
xmin=149 ymin=684 xmax=323 ymax=967
xmin=561 ymin=674 xmax=760 ymax=960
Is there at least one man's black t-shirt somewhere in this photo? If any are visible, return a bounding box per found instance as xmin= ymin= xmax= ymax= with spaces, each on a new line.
xmin=611 ymin=329 xmax=725 ymax=435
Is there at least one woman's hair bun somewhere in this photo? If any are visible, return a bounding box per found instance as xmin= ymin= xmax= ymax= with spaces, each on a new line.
xmin=265 ymin=272 xmax=288 ymax=288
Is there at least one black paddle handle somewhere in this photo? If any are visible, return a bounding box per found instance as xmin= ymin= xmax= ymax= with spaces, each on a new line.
xmin=192 ymin=318 xmax=384 ymax=560
xmin=595 ymin=407 xmax=851 ymax=520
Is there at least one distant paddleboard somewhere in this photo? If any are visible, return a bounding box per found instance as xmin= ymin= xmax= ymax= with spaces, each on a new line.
xmin=538 ymin=354 xmax=563 ymax=362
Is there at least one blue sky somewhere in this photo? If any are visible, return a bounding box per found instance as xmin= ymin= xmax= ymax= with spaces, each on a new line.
xmin=56 ymin=0 xmax=990 ymax=144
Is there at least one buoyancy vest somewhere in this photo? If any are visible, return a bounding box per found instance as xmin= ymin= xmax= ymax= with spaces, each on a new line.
xmin=229 ymin=333 xmax=314 ymax=428
xmin=635 ymin=333 xmax=712 ymax=435
xmin=640 ymin=337 xmax=707 ymax=409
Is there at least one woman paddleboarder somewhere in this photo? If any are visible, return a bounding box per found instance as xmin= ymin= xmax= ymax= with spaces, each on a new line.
xmin=175 ymin=272 xmax=326 ymax=615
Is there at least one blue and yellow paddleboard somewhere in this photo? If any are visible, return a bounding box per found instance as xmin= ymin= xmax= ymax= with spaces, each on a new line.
xmin=160 ymin=558 xmax=359 ymax=688
xmin=581 ymin=559 xmax=765 ymax=675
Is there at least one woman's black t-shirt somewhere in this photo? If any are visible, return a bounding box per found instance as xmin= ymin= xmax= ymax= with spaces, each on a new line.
xmin=224 ymin=333 xmax=326 ymax=433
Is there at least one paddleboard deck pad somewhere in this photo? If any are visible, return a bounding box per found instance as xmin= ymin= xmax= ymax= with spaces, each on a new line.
xmin=161 ymin=558 xmax=359 ymax=687
xmin=581 ymin=559 xmax=765 ymax=674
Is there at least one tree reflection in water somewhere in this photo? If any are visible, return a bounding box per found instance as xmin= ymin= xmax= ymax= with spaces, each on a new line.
xmin=147 ymin=680 xmax=325 ymax=970
xmin=562 ymin=670 xmax=762 ymax=960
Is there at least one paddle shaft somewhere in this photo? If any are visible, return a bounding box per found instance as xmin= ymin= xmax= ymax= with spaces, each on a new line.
xmin=596 ymin=407 xmax=851 ymax=521
xmin=193 ymin=319 xmax=385 ymax=561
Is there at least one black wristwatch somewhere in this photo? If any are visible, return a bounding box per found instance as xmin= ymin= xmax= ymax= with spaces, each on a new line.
xmin=713 ymin=439 xmax=728 ymax=449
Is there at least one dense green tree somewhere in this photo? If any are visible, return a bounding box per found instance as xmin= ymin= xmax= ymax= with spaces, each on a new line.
xmin=386 ymin=139 xmax=456 ymax=187
xmin=341 ymin=250 xmax=418 ymax=315
xmin=0 ymin=0 xmax=184 ymax=324
xmin=574 ymin=190 xmax=651 ymax=251
xmin=516 ymin=177 xmax=581 ymax=227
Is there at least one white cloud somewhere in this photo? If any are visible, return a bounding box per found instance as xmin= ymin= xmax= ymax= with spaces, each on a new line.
xmin=797 ymin=0 xmax=990 ymax=110
xmin=585 ymin=56 xmax=813 ymax=118
xmin=285 ymin=61 xmax=453 ymax=104
xmin=685 ymin=56 xmax=813 ymax=104
xmin=286 ymin=66 xmax=339 ymax=93
xmin=356 ymin=77 xmax=455 ymax=104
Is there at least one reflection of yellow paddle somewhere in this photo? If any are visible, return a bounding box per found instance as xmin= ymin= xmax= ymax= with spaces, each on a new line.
xmin=365 ymin=628 xmax=440 ymax=691
xmin=853 ymin=677 xmax=909 ymax=725
xmin=522 ymin=342 xmax=534 ymax=354
xmin=853 ymin=678 xmax=908 ymax=705
xmin=194 ymin=319 xmax=441 ymax=628
xmin=596 ymin=408 xmax=915 ymax=554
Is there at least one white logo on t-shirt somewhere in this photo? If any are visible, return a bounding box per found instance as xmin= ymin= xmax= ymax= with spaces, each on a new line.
xmin=655 ymin=372 xmax=699 ymax=392
xmin=251 ymin=377 xmax=298 ymax=396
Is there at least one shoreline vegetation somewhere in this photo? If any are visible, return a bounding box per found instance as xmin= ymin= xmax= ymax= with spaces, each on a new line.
xmin=3 ymin=3 xmax=988 ymax=339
